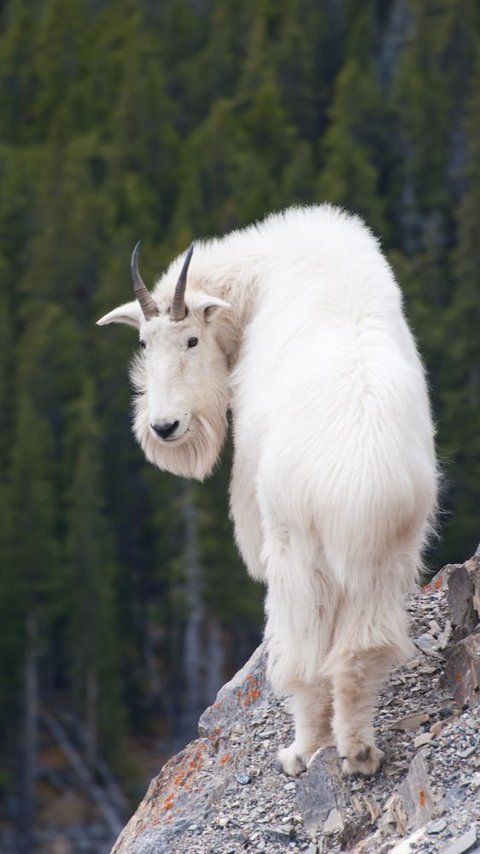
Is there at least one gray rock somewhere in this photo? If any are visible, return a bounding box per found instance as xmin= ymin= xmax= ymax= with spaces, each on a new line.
xmin=395 ymin=749 xmax=435 ymax=831
xmin=198 ymin=642 xmax=269 ymax=741
xmin=442 ymin=827 xmax=478 ymax=854
xmin=111 ymin=644 xmax=270 ymax=854
xmin=445 ymin=633 xmax=480 ymax=709
xmin=295 ymin=748 xmax=346 ymax=834
xmin=119 ymin=829 xmax=170 ymax=854
xmin=446 ymin=558 xmax=480 ymax=641
xmin=427 ymin=818 xmax=447 ymax=834
xmin=235 ymin=772 xmax=251 ymax=785
xmin=263 ymin=824 xmax=294 ymax=842
xmin=323 ymin=807 xmax=344 ymax=834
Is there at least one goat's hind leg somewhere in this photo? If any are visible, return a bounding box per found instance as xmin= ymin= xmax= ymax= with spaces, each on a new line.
xmin=278 ymin=680 xmax=333 ymax=776
xmin=332 ymin=647 xmax=393 ymax=776
xmin=261 ymin=510 xmax=335 ymax=776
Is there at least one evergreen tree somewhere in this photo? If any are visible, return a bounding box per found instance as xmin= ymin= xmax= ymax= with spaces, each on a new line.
xmin=0 ymin=0 xmax=39 ymax=143
xmin=442 ymin=55 xmax=480 ymax=559
xmin=6 ymin=392 xmax=56 ymax=848
xmin=317 ymin=56 xmax=388 ymax=236
xmin=64 ymin=381 xmax=125 ymax=763
xmin=172 ymin=99 xmax=249 ymax=236
xmin=106 ymin=7 xmax=179 ymax=240
xmin=274 ymin=0 xmax=342 ymax=139
xmin=390 ymin=0 xmax=478 ymax=249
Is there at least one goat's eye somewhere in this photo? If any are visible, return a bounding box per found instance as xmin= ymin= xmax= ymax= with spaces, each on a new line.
xmin=187 ymin=337 xmax=198 ymax=349
xmin=139 ymin=339 xmax=146 ymax=349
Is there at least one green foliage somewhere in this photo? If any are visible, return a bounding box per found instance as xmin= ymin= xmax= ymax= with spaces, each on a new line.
xmin=64 ymin=381 xmax=125 ymax=756
xmin=440 ymin=54 xmax=480 ymax=558
xmin=0 ymin=391 xmax=57 ymax=726
xmin=0 ymin=0 xmax=479 ymax=800
xmin=317 ymin=56 xmax=390 ymax=235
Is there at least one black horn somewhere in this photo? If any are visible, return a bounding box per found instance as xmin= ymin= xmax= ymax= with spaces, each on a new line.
xmin=131 ymin=241 xmax=159 ymax=320
xmin=170 ymin=244 xmax=195 ymax=322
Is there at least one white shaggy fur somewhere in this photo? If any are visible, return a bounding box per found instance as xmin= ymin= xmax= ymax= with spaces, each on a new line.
xmin=98 ymin=205 xmax=437 ymax=775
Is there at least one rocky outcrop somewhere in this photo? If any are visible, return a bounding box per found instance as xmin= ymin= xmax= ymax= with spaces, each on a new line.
xmin=111 ymin=648 xmax=271 ymax=853
xmin=112 ymin=554 xmax=480 ymax=854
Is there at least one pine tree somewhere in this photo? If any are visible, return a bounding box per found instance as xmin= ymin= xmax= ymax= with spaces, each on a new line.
xmin=274 ymin=0 xmax=340 ymax=140
xmin=172 ymin=99 xmax=249 ymax=237
xmin=0 ymin=0 xmax=39 ymax=143
xmin=18 ymin=131 xmax=109 ymax=322
xmin=64 ymin=381 xmax=125 ymax=765
xmin=390 ymin=0 xmax=478 ymax=249
xmin=6 ymin=392 xmax=56 ymax=849
xmin=30 ymin=0 xmax=90 ymax=136
xmin=105 ymin=5 xmax=179 ymax=241
xmin=441 ymin=54 xmax=480 ymax=559
xmin=317 ymin=56 xmax=388 ymax=236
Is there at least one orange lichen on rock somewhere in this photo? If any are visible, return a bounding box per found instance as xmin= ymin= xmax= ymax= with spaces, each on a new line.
xmin=418 ymin=789 xmax=427 ymax=808
xmin=219 ymin=753 xmax=232 ymax=766
xmin=236 ymin=675 xmax=261 ymax=707
xmin=141 ymin=740 xmax=211 ymax=822
xmin=422 ymin=576 xmax=444 ymax=593
xmin=162 ymin=795 xmax=175 ymax=813
xmin=169 ymin=742 xmax=209 ymax=793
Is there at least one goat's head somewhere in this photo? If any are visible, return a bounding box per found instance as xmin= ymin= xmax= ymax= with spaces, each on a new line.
xmin=97 ymin=243 xmax=231 ymax=480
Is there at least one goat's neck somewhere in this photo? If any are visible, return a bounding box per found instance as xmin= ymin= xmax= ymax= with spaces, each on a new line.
xmin=188 ymin=235 xmax=264 ymax=368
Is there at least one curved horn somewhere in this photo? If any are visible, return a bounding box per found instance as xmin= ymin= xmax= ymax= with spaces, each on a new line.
xmin=131 ymin=241 xmax=159 ymax=320
xmin=170 ymin=243 xmax=194 ymax=322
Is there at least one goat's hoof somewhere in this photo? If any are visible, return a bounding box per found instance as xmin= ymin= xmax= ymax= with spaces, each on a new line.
xmin=341 ymin=743 xmax=384 ymax=776
xmin=278 ymin=744 xmax=307 ymax=776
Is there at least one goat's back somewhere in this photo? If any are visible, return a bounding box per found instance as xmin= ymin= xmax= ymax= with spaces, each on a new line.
xmin=231 ymin=205 xmax=437 ymax=590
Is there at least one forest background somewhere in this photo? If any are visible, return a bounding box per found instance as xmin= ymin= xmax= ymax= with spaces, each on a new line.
xmin=0 ymin=0 xmax=479 ymax=848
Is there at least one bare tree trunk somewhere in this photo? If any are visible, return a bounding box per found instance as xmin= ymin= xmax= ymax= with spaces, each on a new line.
xmin=57 ymin=710 xmax=127 ymax=813
xmin=20 ymin=610 xmax=38 ymax=854
xmin=144 ymin=618 xmax=161 ymax=699
xmin=180 ymin=483 xmax=205 ymax=740
xmin=42 ymin=711 xmax=123 ymax=836
xmin=205 ymin=618 xmax=224 ymax=705
xmin=85 ymin=666 xmax=98 ymax=775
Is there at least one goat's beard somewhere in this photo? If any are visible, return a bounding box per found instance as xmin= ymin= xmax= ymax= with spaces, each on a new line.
xmin=130 ymin=357 xmax=229 ymax=481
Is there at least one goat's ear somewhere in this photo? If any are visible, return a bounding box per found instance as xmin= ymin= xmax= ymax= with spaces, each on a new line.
xmin=196 ymin=296 xmax=231 ymax=323
xmin=96 ymin=301 xmax=142 ymax=329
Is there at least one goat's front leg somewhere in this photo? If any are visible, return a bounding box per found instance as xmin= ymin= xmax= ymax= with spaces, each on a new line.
xmin=230 ymin=454 xmax=266 ymax=582
xmin=278 ymin=681 xmax=334 ymax=776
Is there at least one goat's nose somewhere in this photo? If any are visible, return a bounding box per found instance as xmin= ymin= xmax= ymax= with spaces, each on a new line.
xmin=151 ymin=420 xmax=180 ymax=440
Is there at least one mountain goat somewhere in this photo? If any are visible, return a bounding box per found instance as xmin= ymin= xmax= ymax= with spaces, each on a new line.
xmin=98 ymin=205 xmax=437 ymax=776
